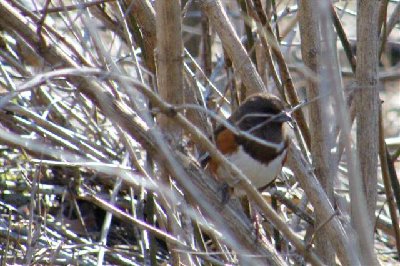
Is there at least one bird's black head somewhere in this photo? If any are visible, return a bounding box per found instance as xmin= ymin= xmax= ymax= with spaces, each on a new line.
xmin=232 ymin=93 xmax=291 ymax=131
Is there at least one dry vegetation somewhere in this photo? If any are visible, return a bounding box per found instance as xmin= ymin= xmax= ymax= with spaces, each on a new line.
xmin=0 ymin=0 xmax=399 ymax=265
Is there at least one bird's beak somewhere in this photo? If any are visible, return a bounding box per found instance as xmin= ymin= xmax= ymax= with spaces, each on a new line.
xmin=275 ymin=111 xmax=292 ymax=123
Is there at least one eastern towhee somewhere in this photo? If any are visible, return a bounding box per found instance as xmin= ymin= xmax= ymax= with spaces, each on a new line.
xmin=203 ymin=93 xmax=291 ymax=196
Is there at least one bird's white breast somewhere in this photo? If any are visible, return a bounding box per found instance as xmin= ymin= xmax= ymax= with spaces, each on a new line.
xmin=217 ymin=145 xmax=286 ymax=196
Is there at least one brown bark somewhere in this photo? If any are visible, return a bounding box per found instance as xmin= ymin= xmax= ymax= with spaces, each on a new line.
xmin=356 ymin=0 xmax=380 ymax=260
xmin=199 ymin=0 xmax=264 ymax=95
xmin=123 ymin=0 xmax=157 ymax=72
xmin=155 ymin=0 xmax=184 ymax=141
xmin=298 ymin=0 xmax=335 ymax=264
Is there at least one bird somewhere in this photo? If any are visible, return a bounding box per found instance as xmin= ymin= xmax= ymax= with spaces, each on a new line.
xmin=203 ymin=93 xmax=291 ymax=197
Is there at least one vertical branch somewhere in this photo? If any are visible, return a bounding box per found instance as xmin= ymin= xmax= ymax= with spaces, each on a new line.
xmin=155 ymin=0 xmax=184 ymax=141
xmin=297 ymin=0 xmax=335 ymax=263
xmin=201 ymin=13 xmax=212 ymax=77
xmin=355 ymin=0 xmax=381 ymax=264
xmin=355 ymin=0 xmax=380 ymax=236
xmin=155 ymin=1 xmax=190 ymax=265
xmin=379 ymin=105 xmax=400 ymax=258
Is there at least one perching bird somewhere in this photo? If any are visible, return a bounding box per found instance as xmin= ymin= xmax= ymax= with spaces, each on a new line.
xmin=204 ymin=93 xmax=291 ymax=196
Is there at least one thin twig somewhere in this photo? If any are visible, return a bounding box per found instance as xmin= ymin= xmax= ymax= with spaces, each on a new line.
xmin=35 ymin=0 xmax=116 ymax=14
xmin=379 ymin=105 xmax=400 ymax=257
